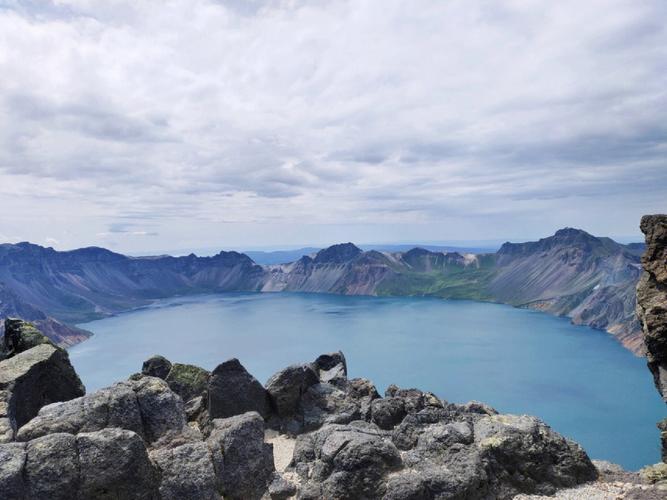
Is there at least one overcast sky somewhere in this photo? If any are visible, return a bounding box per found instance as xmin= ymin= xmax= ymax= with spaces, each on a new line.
xmin=0 ymin=0 xmax=665 ymax=253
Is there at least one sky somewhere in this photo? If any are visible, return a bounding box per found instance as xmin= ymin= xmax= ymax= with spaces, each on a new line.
xmin=0 ymin=0 xmax=665 ymax=254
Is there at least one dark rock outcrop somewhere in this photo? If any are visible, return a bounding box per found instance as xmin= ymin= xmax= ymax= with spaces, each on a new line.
xmin=0 ymin=345 xmax=604 ymax=499
xmin=208 ymin=358 xmax=271 ymax=419
xmin=637 ymin=214 xmax=667 ymax=466
xmin=0 ymin=327 xmax=84 ymax=443
xmin=637 ymin=214 xmax=667 ymax=402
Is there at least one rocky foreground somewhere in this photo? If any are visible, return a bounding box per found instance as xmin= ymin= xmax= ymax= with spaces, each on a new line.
xmin=0 ymin=319 xmax=665 ymax=499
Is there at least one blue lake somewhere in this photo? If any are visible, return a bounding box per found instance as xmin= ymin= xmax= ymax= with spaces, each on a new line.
xmin=70 ymin=292 xmax=665 ymax=470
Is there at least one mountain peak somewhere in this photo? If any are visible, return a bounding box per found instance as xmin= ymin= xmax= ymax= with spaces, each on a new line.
xmin=552 ymin=227 xmax=595 ymax=241
xmin=313 ymin=243 xmax=362 ymax=264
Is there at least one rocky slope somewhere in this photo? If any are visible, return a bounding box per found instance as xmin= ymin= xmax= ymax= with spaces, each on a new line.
xmin=0 ymin=229 xmax=642 ymax=353
xmin=636 ymin=214 xmax=667 ymax=468
xmin=1 ymin=318 xmax=664 ymax=499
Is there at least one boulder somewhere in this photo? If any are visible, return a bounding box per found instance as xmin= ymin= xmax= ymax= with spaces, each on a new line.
xmin=206 ymin=411 xmax=274 ymax=499
xmin=76 ymin=428 xmax=158 ymax=499
xmin=291 ymin=421 xmax=402 ymax=499
xmin=0 ymin=442 xmax=26 ymax=499
xmin=2 ymin=429 xmax=159 ymax=499
xmin=208 ymin=358 xmax=271 ymax=419
xmin=266 ymin=363 xmax=319 ymax=417
xmin=24 ymin=433 xmax=79 ymax=500
xmin=150 ymin=441 xmax=218 ymax=500
xmin=0 ymin=343 xmax=84 ymax=442
xmin=165 ymin=362 xmax=210 ymax=403
xmin=17 ymin=376 xmax=186 ymax=445
xmin=473 ymin=414 xmax=597 ymax=495
xmin=142 ymin=354 xmax=172 ymax=380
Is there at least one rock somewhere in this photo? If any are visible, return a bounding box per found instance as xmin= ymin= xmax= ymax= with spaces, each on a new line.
xmin=150 ymin=441 xmax=218 ymax=500
xmin=474 ymin=414 xmax=597 ymax=495
xmin=0 ymin=343 xmax=84 ymax=442
xmin=371 ymin=397 xmax=406 ymax=430
xmin=458 ymin=400 xmax=499 ymax=415
xmin=314 ymin=351 xmax=347 ymax=382
xmin=637 ymin=214 xmax=667 ymax=403
xmin=640 ymin=462 xmax=667 ymax=484
xmin=0 ymin=442 xmax=26 ymax=499
xmin=2 ymin=318 xmax=56 ymax=358
xmin=17 ymin=376 xmax=187 ymax=445
xmin=290 ymin=422 xmax=402 ymax=499
xmin=208 ymin=358 xmax=271 ymax=419
xmin=266 ymin=363 xmax=319 ymax=417
xmin=24 ymin=433 xmax=79 ymax=500
xmin=3 ymin=429 xmax=159 ymax=499
xmin=76 ymin=428 xmax=158 ymax=499
xmin=142 ymin=354 xmax=172 ymax=379
xmin=268 ymin=472 xmax=298 ymax=499
xmin=165 ymin=362 xmax=210 ymax=403
xmin=206 ymin=411 xmax=275 ymax=500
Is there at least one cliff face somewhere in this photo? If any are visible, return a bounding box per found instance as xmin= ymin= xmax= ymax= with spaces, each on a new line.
xmin=491 ymin=228 xmax=643 ymax=353
xmin=0 ymin=229 xmax=644 ymax=353
xmin=637 ymin=215 xmax=667 ymax=402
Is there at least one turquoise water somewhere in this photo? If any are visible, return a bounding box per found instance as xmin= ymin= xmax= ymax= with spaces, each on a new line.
xmin=70 ymin=292 xmax=665 ymax=470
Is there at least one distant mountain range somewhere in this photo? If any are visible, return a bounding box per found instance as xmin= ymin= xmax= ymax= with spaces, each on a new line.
xmin=0 ymin=228 xmax=645 ymax=353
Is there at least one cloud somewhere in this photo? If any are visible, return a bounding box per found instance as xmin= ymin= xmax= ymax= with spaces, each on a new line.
xmin=0 ymin=0 xmax=665 ymax=251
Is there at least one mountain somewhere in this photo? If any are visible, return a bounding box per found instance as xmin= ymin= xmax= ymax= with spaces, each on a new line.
xmin=0 ymin=229 xmax=644 ymax=353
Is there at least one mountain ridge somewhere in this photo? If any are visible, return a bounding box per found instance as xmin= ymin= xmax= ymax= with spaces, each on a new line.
xmin=0 ymin=228 xmax=644 ymax=353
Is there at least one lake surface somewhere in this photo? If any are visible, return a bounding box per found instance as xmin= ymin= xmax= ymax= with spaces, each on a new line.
xmin=70 ymin=292 xmax=665 ymax=470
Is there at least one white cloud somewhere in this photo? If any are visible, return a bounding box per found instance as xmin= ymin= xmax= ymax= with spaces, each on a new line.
xmin=0 ymin=0 xmax=665 ymax=251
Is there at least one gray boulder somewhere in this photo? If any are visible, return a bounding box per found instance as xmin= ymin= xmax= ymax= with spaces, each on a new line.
xmin=266 ymin=363 xmax=319 ymax=417
xmin=291 ymin=421 xmax=402 ymax=499
xmin=206 ymin=411 xmax=274 ymax=499
xmin=208 ymin=358 xmax=271 ymax=419
xmin=474 ymin=414 xmax=598 ymax=496
xmin=77 ymin=428 xmax=158 ymax=499
xmin=24 ymin=433 xmax=79 ymax=500
xmin=0 ymin=343 xmax=84 ymax=442
xmin=150 ymin=441 xmax=218 ymax=500
xmin=0 ymin=442 xmax=26 ymax=499
xmin=142 ymin=354 xmax=172 ymax=380
xmin=17 ymin=376 xmax=186 ymax=444
xmin=4 ymin=429 xmax=159 ymax=499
